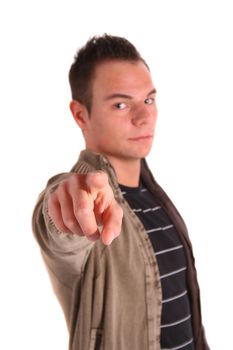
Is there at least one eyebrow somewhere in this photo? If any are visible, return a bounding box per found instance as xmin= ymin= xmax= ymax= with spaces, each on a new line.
xmin=104 ymin=88 xmax=157 ymax=101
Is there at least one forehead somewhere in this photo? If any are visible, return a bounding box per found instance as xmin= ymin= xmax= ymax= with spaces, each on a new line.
xmin=92 ymin=60 xmax=154 ymax=96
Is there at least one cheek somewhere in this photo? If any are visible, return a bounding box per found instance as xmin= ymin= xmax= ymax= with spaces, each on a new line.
xmin=102 ymin=126 xmax=123 ymax=144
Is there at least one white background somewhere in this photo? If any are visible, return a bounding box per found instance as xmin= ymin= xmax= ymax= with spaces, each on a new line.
xmin=0 ymin=0 xmax=232 ymax=349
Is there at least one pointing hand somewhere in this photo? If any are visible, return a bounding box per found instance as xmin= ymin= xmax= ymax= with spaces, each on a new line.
xmin=47 ymin=172 xmax=123 ymax=245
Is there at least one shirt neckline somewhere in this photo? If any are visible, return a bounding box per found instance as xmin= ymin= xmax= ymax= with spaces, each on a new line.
xmin=119 ymin=181 xmax=146 ymax=194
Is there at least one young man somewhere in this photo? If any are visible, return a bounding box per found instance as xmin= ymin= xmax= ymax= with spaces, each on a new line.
xmin=32 ymin=35 xmax=209 ymax=350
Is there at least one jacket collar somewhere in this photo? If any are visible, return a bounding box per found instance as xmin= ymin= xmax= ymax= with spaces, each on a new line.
xmin=77 ymin=149 xmax=150 ymax=196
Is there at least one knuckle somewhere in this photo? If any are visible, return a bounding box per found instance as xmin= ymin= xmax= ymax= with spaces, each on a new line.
xmin=76 ymin=199 xmax=92 ymax=215
xmin=74 ymin=208 xmax=94 ymax=229
xmin=61 ymin=174 xmax=79 ymax=191
xmin=86 ymin=171 xmax=108 ymax=188
xmin=63 ymin=216 xmax=78 ymax=231
xmin=56 ymin=182 xmax=67 ymax=197
xmin=69 ymin=173 xmax=80 ymax=186
xmin=75 ymin=207 xmax=92 ymax=221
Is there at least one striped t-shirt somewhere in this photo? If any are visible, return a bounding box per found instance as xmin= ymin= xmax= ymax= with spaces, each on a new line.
xmin=119 ymin=182 xmax=195 ymax=350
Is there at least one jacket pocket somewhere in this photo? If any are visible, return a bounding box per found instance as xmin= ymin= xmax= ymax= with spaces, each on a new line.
xmin=89 ymin=329 xmax=103 ymax=350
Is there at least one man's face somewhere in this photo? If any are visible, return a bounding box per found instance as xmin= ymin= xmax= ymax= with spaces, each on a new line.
xmin=84 ymin=60 xmax=158 ymax=162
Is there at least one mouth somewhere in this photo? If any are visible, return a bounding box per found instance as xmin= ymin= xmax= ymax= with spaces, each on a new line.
xmin=128 ymin=135 xmax=153 ymax=141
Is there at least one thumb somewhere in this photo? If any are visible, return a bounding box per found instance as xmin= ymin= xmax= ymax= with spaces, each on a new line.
xmin=86 ymin=171 xmax=114 ymax=214
xmin=85 ymin=171 xmax=109 ymax=197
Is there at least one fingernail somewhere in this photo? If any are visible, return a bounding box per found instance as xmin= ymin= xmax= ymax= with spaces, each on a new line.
xmin=105 ymin=232 xmax=114 ymax=246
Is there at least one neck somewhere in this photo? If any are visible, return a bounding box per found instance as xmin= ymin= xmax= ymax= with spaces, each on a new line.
xmin=106 ymin=156 xmax=141 ymax=187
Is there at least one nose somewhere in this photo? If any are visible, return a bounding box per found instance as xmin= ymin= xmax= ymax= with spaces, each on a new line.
xmin=132 ymin=104 xmax=157 ymax=127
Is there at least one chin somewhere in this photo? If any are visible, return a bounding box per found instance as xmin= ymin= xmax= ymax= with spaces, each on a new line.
xmin=128 ymin=149 xmax=152 ymax=160
xmin=135 ymin=146 xmax=152 ymax=158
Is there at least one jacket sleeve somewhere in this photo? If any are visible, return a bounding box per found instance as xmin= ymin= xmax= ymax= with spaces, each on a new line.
xmin=32 ymin=172 xmax=95 ymax=326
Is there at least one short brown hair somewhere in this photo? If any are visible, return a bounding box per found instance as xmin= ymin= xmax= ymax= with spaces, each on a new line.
xmin=69 ymin=34 xmax=148 ymax=112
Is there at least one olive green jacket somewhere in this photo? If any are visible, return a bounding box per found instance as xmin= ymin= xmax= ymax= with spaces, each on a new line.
xmin=32 ymin=150 xmax=209 ymax=350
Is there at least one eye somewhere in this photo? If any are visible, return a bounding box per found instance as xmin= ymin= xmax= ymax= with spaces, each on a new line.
xmin=114 ymin=102 xmax=127 ymax=110
xmin=144 ymin=97 xmax=155 ymax=105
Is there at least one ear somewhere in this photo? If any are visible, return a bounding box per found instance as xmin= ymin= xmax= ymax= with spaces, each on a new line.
xmin=69 ymin=100 xmax=89 ymax=131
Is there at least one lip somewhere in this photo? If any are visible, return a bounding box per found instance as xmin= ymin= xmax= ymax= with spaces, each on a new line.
xmin=128 ymin=135 xmax=153 ymax=141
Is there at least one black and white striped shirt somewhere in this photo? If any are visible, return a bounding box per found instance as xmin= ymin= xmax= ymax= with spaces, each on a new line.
xmin=119 ymin=182 xmax=195 ymax=350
